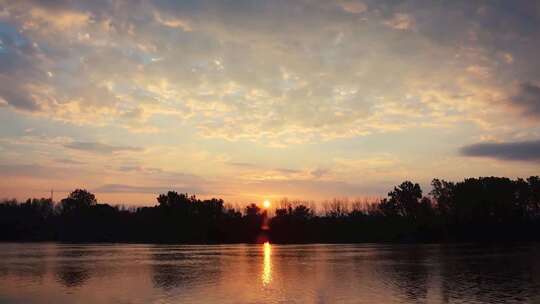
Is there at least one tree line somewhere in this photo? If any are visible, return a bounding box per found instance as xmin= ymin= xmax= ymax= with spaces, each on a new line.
xmin=1 ymin=176 xmax=539 ymax=243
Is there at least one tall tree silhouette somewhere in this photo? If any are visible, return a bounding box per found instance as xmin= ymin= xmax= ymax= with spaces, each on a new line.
xmin=60 ymin=189 xmax=97 ymax=213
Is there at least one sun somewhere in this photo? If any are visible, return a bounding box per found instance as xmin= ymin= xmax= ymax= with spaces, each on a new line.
xmin=263 ymin=199 xmax=271 ymax=209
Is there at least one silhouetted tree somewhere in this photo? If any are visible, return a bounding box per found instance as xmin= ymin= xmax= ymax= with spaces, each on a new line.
xmin=527 ymin=176 xmax=540 ymax=216
xmin=387 ymin=181 xmax=423 ymax=219
xmin=378 ymin=198 xmax=399 ymax=217
xmin=60 ymin=189 xmax=97 ymax=213
xmin=245 ymin=203 xmax=261 ymax=217
xmin=324 ymin=199 xmax=349 ymax=218
xmin=2 ymin=175 xmax=540 ymax=243
xmin=430 ymin=179 xmax=455 ymax=217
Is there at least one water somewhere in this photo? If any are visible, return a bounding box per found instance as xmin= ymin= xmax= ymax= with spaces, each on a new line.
xmin=0 ymin=243 xmax=539 ymax=304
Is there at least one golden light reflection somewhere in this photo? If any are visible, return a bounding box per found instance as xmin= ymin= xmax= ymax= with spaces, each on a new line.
xmin=262 ymin=242 xmax=272 ymax=286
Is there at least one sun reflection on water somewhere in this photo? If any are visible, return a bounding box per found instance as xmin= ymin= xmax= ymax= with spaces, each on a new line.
xmin=262 ymin=242 xmax=272 ymax=286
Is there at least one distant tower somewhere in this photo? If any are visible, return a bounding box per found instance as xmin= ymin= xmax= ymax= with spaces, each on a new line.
xmin=50 ymin=189 xmax=54 ymax=202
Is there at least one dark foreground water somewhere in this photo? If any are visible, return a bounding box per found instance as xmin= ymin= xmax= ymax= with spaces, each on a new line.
xmin=0 ymin=243 xmax=539 ymax=304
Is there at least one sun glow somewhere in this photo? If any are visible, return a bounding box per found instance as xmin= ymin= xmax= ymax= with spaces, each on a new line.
xmin=262 ymin=242 xmax=272 ymax=286
xmin=263 ymin=200 xmax=271 ymax=209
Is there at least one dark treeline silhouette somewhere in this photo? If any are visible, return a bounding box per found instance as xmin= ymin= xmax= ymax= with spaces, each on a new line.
xmin=1 ymin=176 xmax=539 ymax=243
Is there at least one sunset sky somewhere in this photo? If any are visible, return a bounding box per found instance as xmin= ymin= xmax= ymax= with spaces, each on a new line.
xmin=0 ymin=0 xmax=539 ymax=205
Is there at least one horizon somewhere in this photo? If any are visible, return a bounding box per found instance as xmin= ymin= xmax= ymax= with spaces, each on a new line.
xmin=3 ymin=174 xmax=538 ymax=210
xmin=1 ymin=0 xmax=540 ymax=205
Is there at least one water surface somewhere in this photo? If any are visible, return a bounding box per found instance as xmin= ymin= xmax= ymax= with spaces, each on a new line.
xmin=0 ymin=243 xmax=539 ymax=303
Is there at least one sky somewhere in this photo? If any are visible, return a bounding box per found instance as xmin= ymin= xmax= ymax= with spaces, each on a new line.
xmin=0 ymin=0 xmax=539 ymax=206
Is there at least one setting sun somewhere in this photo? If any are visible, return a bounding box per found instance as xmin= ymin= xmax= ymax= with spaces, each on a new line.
xmin=263 ymin=200 xmax=271 ymax=209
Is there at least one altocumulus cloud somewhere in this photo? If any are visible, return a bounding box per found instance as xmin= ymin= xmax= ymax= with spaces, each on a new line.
xmin=460 ymin=140 xmax=540 ymax=161
xmin=1 ymin=0 xmax=540 ymax=144
xmin=1 ymin=0 xmax=540 ymax=204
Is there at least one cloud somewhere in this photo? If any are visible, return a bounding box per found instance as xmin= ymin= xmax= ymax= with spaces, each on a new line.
xmin=0 ymin=79 xmax=42 ymax=111
xmin=226 ymin=162 xmax=301 ymax=175
xmin=94 ymin=184 xmax=205 ymax=195
xmin=310 ymin=168 xmax=329 ymax=178
xmin=0 ymin=23 xmax=44 ymax=111
xmin=337 ymin=1 xmax=367 ymax=14
xmin=274 ymin=168 xmax=301 ymax=174
xmin=3 ymin=0 xmax=530 ymax=145
xmin=1 ymin=0 xmax=540 ymax=205
xmin=153 ymin=11 xmax=192 ymax=31
xmin=511 ymin=83 xmax=540 ymax=119
xmin=384 ymin=13 xmax=415 ymax=30
xmin=460 ymin=140 xmax=540 ymax=161
xmin=54 ymin=158 xmax=86 ymax=165
xmin=64 ymin=141 xmax=143 ymax=154
xmin=466 ymin=65 xmax=491 ymax=79
xmin=244 ymin=178 xmax=389 ymax=199
xmin=227 ymin=162 xmax=259 ymax=169
xmin=0 ymin=163 xmax=74 ymax=179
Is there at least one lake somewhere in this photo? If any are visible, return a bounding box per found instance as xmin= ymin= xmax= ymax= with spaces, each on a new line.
xmin=0 ymin=243 xmax=539 ymax=303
